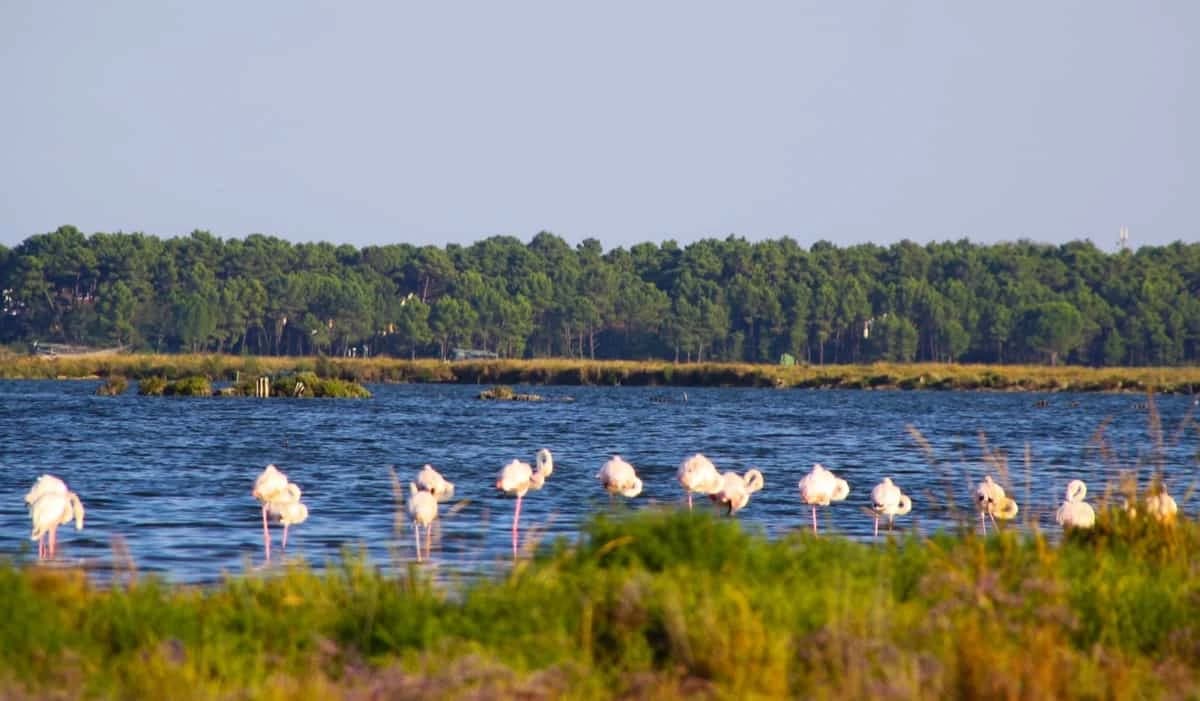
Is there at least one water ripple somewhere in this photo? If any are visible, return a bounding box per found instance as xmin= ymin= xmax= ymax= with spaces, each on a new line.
xmin=0 ymin=380 xmax=1195 ymax=583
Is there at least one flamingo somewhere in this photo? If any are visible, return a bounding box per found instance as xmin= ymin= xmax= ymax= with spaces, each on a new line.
xmin=677 ymin=453 xmax=723 ymax=509
xmin=415 ymin=464 xmax=455 ymax=502
xmin=29 ymin=487 xmax=85 ymax=560
xmin=268 ymin=484 xmax=308 ymax=552
xmin=1055 ymin=479 xmax=1095 ymax=530
xmin=252 ymin=464 xmax=308 ymax=560
xmin=408 ymin=482 xmax=438 ymax=562
xmin=1145 ymin=485 xmax=1178 ymax=523
xmin=25 ymin=474 xmax=68 ymax=507
xmin=797 ymin=463 xmax=850 ymax=534
xmin=495 ymin=450 xmax=553 ymax=556
xmin=871 ymin=477 xmax=913 ymax=537
xmin=975 ymin=475 xmax=1018 ymax=534
xmin=711 ymin=469 xmax=765 ymax=515
xmin=597 ymin=455 xmax=643 ymax=500
xmin=535 ymin=448 xmax=554 ymax=481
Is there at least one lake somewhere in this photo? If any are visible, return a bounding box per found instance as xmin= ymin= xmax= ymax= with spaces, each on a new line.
xmin=1 ymin=380 xmax=1196 ymax=584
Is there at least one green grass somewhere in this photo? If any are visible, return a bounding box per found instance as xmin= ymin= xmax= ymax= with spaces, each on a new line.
xmin=4 ymin=509 xmax=1200 ymax=699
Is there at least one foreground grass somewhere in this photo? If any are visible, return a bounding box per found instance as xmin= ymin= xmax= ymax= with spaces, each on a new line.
xmin=2 ymin=351 xmax=1200 ymax=393
xmin=4 ymin=510 xmax=1200 ymax=699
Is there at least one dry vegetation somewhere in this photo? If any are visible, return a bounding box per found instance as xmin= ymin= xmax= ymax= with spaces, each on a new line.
xmin=3 ymin=353 xmax=1200 ymax=394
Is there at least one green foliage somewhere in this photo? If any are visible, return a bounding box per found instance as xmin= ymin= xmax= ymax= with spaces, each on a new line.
xmin=96 ymin=375 xmax=128 ymax=396
xmin=268 ymin=371 xmax=371 ymax=398
xmin=3 ymin=511 xmax=1200 ymax=698
xmin=3 ymin=229 xmax=1199 ymax=367
xmin=136 ymin=376 xmax=167 ymax=395
xmin=162 ymin=376 xmax=213 ymax=396
xmin=1020 ymin=300 xmax=1086 ymax=365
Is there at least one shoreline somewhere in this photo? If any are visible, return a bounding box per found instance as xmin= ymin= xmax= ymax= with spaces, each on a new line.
xmin=1 ymin=353 xmax=1199 ymax=393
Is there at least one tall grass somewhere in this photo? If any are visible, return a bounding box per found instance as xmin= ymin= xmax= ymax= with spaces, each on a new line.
xmin=3 ymin=354 xmax=1200 ymax=393
xmin=3 ymin=508 xmax=1200 ymax=698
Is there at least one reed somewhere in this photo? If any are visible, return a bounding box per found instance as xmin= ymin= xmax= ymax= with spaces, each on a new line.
xmin=3 ymin=354 xmax=1200 ymax=393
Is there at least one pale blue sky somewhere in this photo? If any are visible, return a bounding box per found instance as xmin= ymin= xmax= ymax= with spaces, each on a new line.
xmin=1 ymin=1 xmax=1195 ymax=251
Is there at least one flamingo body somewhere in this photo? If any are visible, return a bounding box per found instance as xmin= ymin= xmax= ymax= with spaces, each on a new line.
xmin=1145 ymin=491 xmax=1178 ymax=522
xmin=975 ymin=475 xmax=1018 ymax=533
xmin=252 ymin=464 xmax=290 ymax=503
xmin=535 ymin=448 xmax=554 ymax=481
xmin=252 ymin=464 xmax=308 ymax=559
xmin=598 ymin=456 xmax=643 ymax=499
xmin=496 ymin=451 xmax=553 ymax=556
xmin=677 ymin=453 xmax=723 ymax=509
xmin=798 ymin=463 xmax=849 ymax=534
xmin=496 ymin=459 xmax=535 ymax=497
xmin=416 ymin=464 xmax=455 ymax=502
xmin=25 ymin=474 xmax=67 ymax=506
xmin=1055 ymin=479 xmax=1095 ymax=530
xmin=408 ymin=482 xmax=438 ymax=561
xmin=28 ymin=478 xmax=84 ymax=559
xmin=871 ymin=477 xmax=912 ymax=536
xmin=712 ymin=469 xmax=764 ymax=514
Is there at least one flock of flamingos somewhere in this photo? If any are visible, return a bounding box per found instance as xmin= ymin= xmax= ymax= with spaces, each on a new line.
xmin=23 ymin=450 xmax=1183 ymax=564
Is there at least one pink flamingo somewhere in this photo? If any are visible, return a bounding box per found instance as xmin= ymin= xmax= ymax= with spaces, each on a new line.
xmin=27 ymin=475 xmax=85 ymax=560
xmin=495 ymin=449 xmax=553 ymax=556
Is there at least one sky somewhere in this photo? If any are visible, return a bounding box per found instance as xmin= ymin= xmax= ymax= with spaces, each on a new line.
xmin=1 ymin=1 xmax=1195 ymax=252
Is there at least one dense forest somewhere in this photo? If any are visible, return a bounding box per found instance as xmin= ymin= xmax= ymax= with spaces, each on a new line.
xmin=1 ymin=226 xmax=1198 ymax=366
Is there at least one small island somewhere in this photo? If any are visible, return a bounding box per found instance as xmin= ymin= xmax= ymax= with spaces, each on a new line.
xmin=93 ymin=371 xmax=371 ymax=398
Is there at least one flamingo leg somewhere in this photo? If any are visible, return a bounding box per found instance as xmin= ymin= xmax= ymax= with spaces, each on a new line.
xmin=414 ymin=522 xmax=422 ymax=562
xmin=874 ymin=515 xmax=879 ymax=539
xmin=282 ymin=524 xmax=290 ymax=551
xmin=989 ymin=511 xmax=999 ymax=532
xmin=980 ymin=510 xmax=987 ymax=536
xmin=38 ymin=534 xmax=45 ymax=560
xmin=812 ymin=505 xmax=819 ymax=535
xmin=49 ymin=525 xmax=57 ymax=558
xmin=262 ymin=505 xmax=272 ymax=560
xmin=687 ymin=492 xmax=693 ymax=510
xmin=512 ymin=494 xmax=523 ymax=558
xmin=426 ymin=522 xmax=432 ymax=560
xmin=889 ymin=515 xmax=895 ymax=533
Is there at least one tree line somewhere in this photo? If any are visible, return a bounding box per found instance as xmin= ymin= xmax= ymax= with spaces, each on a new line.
xmin=1 ymin=225 xmax=1198 ymax=366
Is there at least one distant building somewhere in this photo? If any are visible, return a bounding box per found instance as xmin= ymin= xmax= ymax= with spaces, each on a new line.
xmin=451 ymin=348 xmax=499 ymax=360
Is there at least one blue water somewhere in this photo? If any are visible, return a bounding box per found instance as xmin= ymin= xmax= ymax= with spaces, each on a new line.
xmin=1 ymin=380 xmax=1196 ymax=584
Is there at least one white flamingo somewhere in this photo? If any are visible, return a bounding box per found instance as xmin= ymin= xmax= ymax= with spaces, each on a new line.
xmin=1123 ymin=480 xmax=1179 ymax=523
xmin=597 ymin=456 xmax=643 ymax=500
xmin=1055 ymin=479 xmax=1095 ymax=530
xmin=798 ymin=463 xmax=849 ymax=534
xmin=495 ymin=450 xmax=553 ymax=556
xmin=252 ymin=464 xmax=308 ymax=560
xmin=408 ymin=482 xmax=438 ymax=562
xmin=25 ymin=474 xmax=68 ymax=507
xmin=535 ymin=448 xmax=554 ymax=481
xmin=711 ymin=469 xmax=765 ymax=515
xmin=677 ymin=454 xmax=723 ymax=509
xmin=29 ymin=485 xmax=85 ymax=560
xmin=975 ymin=475 xmax=1018 ymax=534
xmin=1145 ymin=486 xmax=1178 ymax=523
xmin=415 ymin=464 xmax=455 ymax=502
xmin=871 ymin=477 xmax=913 ymax=537
xmin=269 ymin=484 xmax=308 ymax=552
